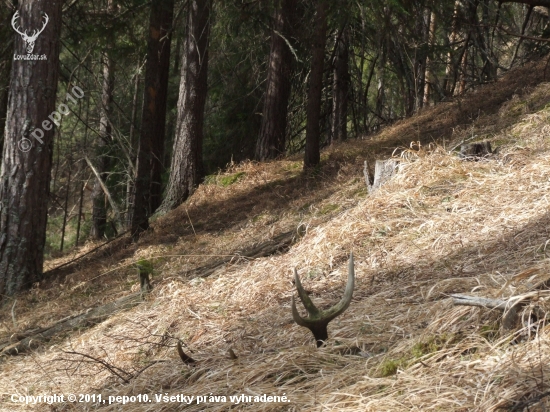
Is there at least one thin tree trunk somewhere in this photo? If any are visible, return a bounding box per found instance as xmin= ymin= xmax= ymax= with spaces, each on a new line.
xmin=173 ymin=24 xmax=183 ymax=75
xmin=444 ymin=0 xmax=461 ymax=96
xmin=255 ymin=0 xmax=297 ymax=160
xmin=59 ymin=160 xmax=72 ymax=252
xmin=423 ymin=10 xmax=436 ymax=107
xmin=457 ymin=0 xmax=479 ymax=95
xmin=458 ymin=44 xmax=469 ymax=95
xmin=76 ymin=89 xmax=92 ymax=247
xmin=91 ymin=0 xmax=117 ymax=239
xmin=375 ymin=34 xmax=388 ymax=122
xmin=0 ymin=0 xmax=63 ymax=298
xmin=480 ymin=0 xmax=497 ymax=81
xmin=362 ymin=54 xmax=377 ymax=132
xmin=413 ymin=7 xmax=426 ymax=111
xmin=126 ymin=61 xmax=141 ymax=228
xmin=509 ymin=5 xmax=533 ymax=68
xmin=75 ymin=160 xmax=87 ymax=247
xmin=159 ymin=0 xmax=211 ymax=212
xmin=331 ymin=27 xmax=349 ymax=143
xmin=304 ymin=0 xmax=328 ymax=169
xmin=91 ymin=50 xmax=114 ymax=239
xmin=131 ymin=0 xmax=175 ymax=239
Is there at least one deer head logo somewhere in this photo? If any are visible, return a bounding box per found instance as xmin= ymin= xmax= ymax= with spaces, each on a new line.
xmin=11 ymin=11 xmax=49 ymax=54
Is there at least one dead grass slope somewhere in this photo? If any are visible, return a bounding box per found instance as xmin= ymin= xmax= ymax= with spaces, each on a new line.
xmin=2 ymin=61 xmax=550 ymax=411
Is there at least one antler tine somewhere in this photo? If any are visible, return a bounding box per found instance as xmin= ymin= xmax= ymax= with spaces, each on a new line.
xmin=11 ymin=11 xmax=27 ymax=37
xmin=319 ymin=252 xmax=355 ymax=323
xmin=291 ymin=252 xmax=355 ymax=347
xmin=293 ymin=268 xmax=320 ymax=317
xmin=40 ymin=13 xmax=50 ymax=32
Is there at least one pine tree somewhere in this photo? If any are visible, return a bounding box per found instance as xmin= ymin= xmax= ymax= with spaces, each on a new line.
xmin=160 ymin=0 xmax=212 ymax=212
xmin=0 ymin=0 xmax=63 ymax=297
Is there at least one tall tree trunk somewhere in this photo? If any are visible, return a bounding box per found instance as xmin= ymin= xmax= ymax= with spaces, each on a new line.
xmin=457 ymin=0 xmax=478 ymax=95
xmin=91 ymin=0 xmax=116 ymax=240
xmin=480 ymin=0 xmax=497 ymax=81
xmin=304 ymin=0 xmax=328 ymax=169
xmin=148 ymin=4 xmax=173 ymax=214
xmin=75 ymin=160 xmax=87 ymax=247
xmin=457 ymin=41 xmax=470 ymax=95
xmin=331 ymin=27 xmax=349 ymax=143
xmin=422 ymin=10 xmax=436 ymax=107
xmin=126 ymin=61 xmax=141 ymax=228
xmin=159 ymin=0 xmax=211 ymax=212
xmin=413 ymin=6 xmax=428 ymax=111
xmin=375 ymin=40 xmax=388 ymax=122
xmin=131 ymin=0 xmax=175 ymax=239
xmin=255 ymin=0 xmax=297 ymax=161
xmin=91 ymin=51 xmax=114 ymax=239
xmin=59 ymin=159 xmax=72 ymax=252
xmin=0 ymin=0 xmax=63 ymax=298
xmin=444 ymin=0 xmax=461 ymax=97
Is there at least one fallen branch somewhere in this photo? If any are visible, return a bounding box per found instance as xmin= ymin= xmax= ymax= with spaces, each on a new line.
xmin=450 ymin=293 xmax=543 ymax=330
xmin=450 ymin=294 xmax=512 ymax=310
xmin=58 ymin=350 xmax=168 ymax=383
xmin=84 ymin=156 xmax=123 ymax=227
xmin=62 ymin=350 xmax=133 ymax=383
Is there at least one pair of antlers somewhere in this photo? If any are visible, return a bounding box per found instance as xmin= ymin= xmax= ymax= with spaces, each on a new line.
xmin=292 ymin=253 xmax=355 ymax=347
xmin=177 ymin=253 xmax=355 ymax=363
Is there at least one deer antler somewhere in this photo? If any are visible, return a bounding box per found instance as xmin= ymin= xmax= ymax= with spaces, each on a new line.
xmin=26 ymin=13 xmax=49 ymax=42
xmin=292 ymin=252 xmax=355 ymax=347
xmin=31 ymin=13 xmax=50 ymax=40
xmin=11 ymin=11 xmax=26 ymax=38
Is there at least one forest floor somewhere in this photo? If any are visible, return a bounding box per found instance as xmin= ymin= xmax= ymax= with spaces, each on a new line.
xmin=2 ymin=58 xmax=550 ymax=411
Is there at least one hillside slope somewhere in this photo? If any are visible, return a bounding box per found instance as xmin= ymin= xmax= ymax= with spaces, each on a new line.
xmin=3 ymin=59 xmax=550 ymax=411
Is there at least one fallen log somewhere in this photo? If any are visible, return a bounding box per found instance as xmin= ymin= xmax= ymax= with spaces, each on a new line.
xmin=451 ymin=293 xmax=545 ymax=331
xmin=451 ymin=294 xmax=512 ymax=310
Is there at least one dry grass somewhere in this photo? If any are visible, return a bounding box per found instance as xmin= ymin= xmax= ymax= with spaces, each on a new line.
xmin=3 ymin=62 xmax=550 ymax=411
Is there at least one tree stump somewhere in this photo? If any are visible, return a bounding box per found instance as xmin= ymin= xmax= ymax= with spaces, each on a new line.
xmin=459 ymin=141 xmax=493 ymax=160
xmin=364 ymin=159 xmax=400 ymax=194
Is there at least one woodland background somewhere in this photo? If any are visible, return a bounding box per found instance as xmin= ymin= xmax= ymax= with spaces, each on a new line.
xmin=0 ymin=0 xmax=549 ymax=299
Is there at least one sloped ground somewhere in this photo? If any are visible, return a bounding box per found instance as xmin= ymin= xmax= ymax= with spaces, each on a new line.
xmin=3 ymin=60 xmax=550 ymax=411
